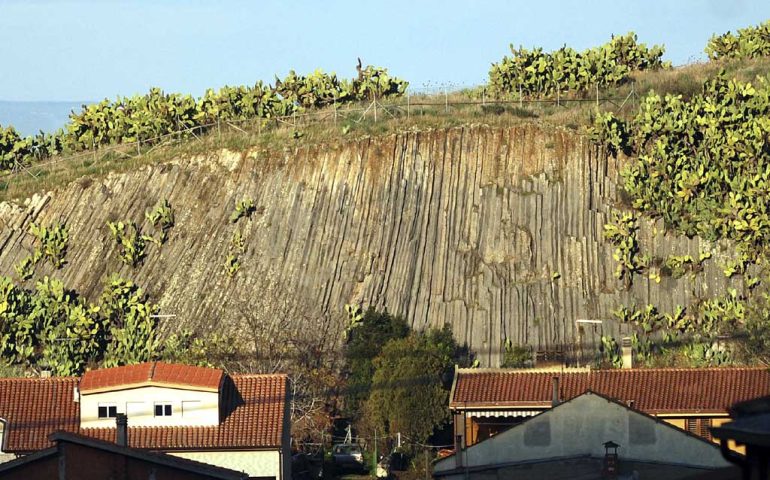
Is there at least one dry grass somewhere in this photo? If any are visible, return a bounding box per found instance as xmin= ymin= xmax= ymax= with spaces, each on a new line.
xmin=2 ymin=56 xmax=769 ymax=203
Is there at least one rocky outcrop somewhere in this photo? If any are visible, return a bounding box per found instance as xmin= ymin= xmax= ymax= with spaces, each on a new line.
xmin=0 ymin=125 xmax=737 ymax=365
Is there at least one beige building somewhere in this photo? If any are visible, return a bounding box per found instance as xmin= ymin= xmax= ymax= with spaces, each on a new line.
xmin=0 ymin=362 xmax=291 ymax=480
xmin=435 ymin=391 xmax=734 ymax=480
xmin=449 ymin=366 xmax=770 ymax=454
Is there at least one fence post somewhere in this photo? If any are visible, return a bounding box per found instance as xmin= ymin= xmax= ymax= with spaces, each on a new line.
xmin=557 ymin=88 xmax=560 ymax=107
xmin=333 ymin=97 xmax=337 ymax=126
xmin=596 ymin=84 xmax=599 ymax=108
xmin=444 ymin=87 xmax=448 ymax=114
xmin=407 ymin=91 xmax=410 ymax=119
xmin=519 ymin=84 xmax=523 ymax=108
xmin=373 ymin=93 xmax=377 ymax=123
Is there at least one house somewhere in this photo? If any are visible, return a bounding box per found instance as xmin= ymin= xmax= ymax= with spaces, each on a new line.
xmin=711 ymin=395 xmax=770 ymax=479
xmin=449 ymin=367 xmax=770 ymax=450
xmin=0 ymin=431 xmax=247 ymax=480
xmin=0 ymin=362 xmax=291 ymax=480
xmin=434 ymin=391 xmax=735 ymax=480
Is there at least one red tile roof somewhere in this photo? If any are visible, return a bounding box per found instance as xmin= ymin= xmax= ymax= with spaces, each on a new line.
xmin=450 ymin=367 xmax=770 ymax=414
xmin=0 ymin=373 xmax=287 ymax=453
xmin=0 ymin=377 xmax=79 ymax=451
xmin=79 ymin=362 xmax=224 ymax=393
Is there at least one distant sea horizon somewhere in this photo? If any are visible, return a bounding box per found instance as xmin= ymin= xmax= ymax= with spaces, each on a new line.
xmin=0 ymin=100 xmax=92 ymax=137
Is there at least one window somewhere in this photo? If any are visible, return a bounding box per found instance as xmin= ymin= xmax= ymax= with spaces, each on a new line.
xmin=98 ymin=403 xmax=117 ymax=418
xmin=685 ymin=418 xmax=712 ymax=440
xmin=154 ymin=403 xmax=173 ymax=417
xmin=685 ymin=418 xmax=698 ymax=434
xmin=699 ymin=418 xmax=713 ymax=440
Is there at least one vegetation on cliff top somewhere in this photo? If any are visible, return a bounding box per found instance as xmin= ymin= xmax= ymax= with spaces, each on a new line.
xmin=0 ymin=62 xmax=407 ymax=173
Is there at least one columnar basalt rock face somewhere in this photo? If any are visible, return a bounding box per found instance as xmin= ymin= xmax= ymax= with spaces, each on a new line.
xmin=0 ymin=125 xmax=735 ymax=365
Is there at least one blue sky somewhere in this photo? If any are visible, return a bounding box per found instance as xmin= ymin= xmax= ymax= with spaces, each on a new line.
xmin=1 ymin=0 xmax=769 ymax=102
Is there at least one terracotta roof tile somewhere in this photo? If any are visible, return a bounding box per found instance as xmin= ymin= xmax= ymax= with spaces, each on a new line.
xmin=79 ymin=362 xmax=224 ymax=392
xmin=450 ymin=367 xmax=770 ymax=414
xmin=0 ymin=373 xmax=286 ymax=453
xmin=0 ymin=377 xmax=80 ymax=452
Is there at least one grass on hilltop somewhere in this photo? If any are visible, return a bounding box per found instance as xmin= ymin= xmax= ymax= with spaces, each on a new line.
xmin=1 ymin=56 xmax=769 ymax=202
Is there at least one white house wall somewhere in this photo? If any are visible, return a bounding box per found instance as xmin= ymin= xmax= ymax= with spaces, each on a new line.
xmin=80 ymin=386 xmax=219 ymax=428
xmin=0 ymin=421 xmax=11 ymax=465
xmin=0 ymin=420 xmax=12 ymax=464
xmin=435 ymin=393 xmax=731 ymax=474
xmin=171 ymin=450 xmax=282 ymax=479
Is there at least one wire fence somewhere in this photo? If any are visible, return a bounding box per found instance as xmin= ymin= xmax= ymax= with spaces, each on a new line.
xmin=0 ymin=83 xmax=641 ymax=190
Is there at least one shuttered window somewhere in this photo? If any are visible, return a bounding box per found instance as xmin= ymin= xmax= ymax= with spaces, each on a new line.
xmin=685 ymin=418 xmax=712 ymax=440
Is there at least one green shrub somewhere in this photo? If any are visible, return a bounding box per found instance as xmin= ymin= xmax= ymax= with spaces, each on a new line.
xmin=489 ymin=32 xmax=668 ymax=99
xmin=500 ymin=339 xmax=532 ymax=368
xmin=29 ymin=222 xmax=68 ymax=269
xmin=108 ymin=221 xmax=147 ymax=267
xmin=706 ymin=20 xmax=770 ymax=60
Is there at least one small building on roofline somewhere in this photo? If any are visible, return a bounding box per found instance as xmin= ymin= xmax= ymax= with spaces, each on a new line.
xmin=0 ymin=362 xmax=291 ymax=480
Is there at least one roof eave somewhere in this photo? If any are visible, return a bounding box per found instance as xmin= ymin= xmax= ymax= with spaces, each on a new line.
xmin=80 ymin=381 xmax=220 ymax=395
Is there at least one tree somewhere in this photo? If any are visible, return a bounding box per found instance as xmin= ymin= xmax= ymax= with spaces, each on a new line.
xmin=32 ymin=277 xmax=102 ymax=376
xmin=0 ymin=276 xmax=35 ymax=366
xmin=98 ymin=276 xmax=160 ymax=367
xmin=0 ymin=275 xmax=170 ymax=375
xmin=343 ymin=307 xmax=409 ymax=420
xmin=363 ymin=325 xmax=460 ymax=448
xmin=230 ymin=267 xmax=347 ymax=443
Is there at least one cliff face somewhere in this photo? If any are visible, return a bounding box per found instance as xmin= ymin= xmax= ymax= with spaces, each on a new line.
xmin=0 ymin=125 xmax=735 ymax=365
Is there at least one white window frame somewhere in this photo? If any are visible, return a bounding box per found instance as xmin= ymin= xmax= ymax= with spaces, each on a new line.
xmin=98 ymin=403 xmax=118 ymax=419
xmin=154 ymin=402 xmax=173 ymax=417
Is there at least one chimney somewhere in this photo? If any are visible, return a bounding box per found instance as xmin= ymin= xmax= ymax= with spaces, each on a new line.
xmin=552 ymin=376 xmax=560 ymax=407
xmin=621 ymin=337 xmax=633 ymax=369
xmin=116 ymin=414 xmax=128 ymax=447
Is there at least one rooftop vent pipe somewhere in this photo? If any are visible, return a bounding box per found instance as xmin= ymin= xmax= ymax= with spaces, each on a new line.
xmin=116 ymin=414 xmax=128 ymax=447
xmin=552 ymin=376 xmax=560 ymax=407
xmin=621 ymin=337 xmax=633 ymax=369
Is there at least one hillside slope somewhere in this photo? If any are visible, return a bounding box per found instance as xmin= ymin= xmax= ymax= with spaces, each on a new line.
xmin=0 ymin=124 xmax=738 ymax=365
